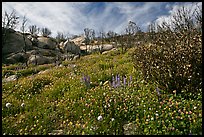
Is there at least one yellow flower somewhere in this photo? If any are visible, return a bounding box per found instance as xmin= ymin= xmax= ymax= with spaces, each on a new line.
xmin=82 ymin=131 xmax=85 ymax=135
xmin=68 ymin=121 xmax=73 ymax=126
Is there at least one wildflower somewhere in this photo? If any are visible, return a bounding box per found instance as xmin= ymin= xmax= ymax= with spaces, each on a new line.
xmin=188 ymin=111 xmax=192 ymax=115
xmin=111 ymin=118 xmax=115 ymax=121
xmin=112 ymin=76 xmax=115 ymax=82
xmin=97 ymin=115 xmax=103 ymax=121
xmin=99 ymin=81 xmax=103 ymax=86
xmin=112 ymin=80 xmax=116 ymax=88
xmin=123 ymin=76 xmax=126 ymax=87
xmin=156 ymin=87 xmax=161 ymax=96
xmin=155 ymin=113 xmax=159 ymax=116
xmin=151 ymin=117 xmax=154 ymax=121
xmin=173 ymin=90 xmax=176 ymax=94
xmin=21 ymin=103 xmax=25 ymax=107
xmin=116 ymin=74 xmax=120 ymax=87
xmin=82 ymin=75 xmax=90 ymax=87
xmin=128 ymin=76 xmax=132 ymax=85
xmin=82 ymin=131 xmax=85 ymax=135
xmin=6 ymin=103 xmax=12 ymax=108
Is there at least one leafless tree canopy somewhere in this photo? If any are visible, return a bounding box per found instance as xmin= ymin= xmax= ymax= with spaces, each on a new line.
xmin=41 ymin=27 xmax=52 ymax=37
xmin=29 ymin=25 xmax=40 ymax=35
xmin=2 ymin=10 xmax=19 ymax=49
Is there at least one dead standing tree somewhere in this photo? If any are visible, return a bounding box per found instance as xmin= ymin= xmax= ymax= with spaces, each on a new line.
xmin=84 ymin=28 xmax=91 ymax=54
xmin=125 ymin=21 xmax=141 ymax=50
xmin=20 ymin=15 xmax=28 ymax=67
xmin=2 ymin=9 xmax=19 ymax=49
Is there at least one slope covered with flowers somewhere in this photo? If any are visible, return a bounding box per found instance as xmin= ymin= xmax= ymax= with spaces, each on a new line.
xmin=2 ymin=48 xmax=202 ymax=135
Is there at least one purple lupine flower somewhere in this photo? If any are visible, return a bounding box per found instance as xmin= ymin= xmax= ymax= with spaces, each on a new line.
xmin=117 ymin=74 xmax=120 ymax=87
xmin=83 ymin=76 xmax=85 ymax=82
xmin=123 ymin=76 xmax=126 ymax=87
xmin=114 ymin=75 xmax=118 ymax=87
xmin=112 ymin=75 xmax=115 ymax=82
xmin=87 ymin=76 xmax=90 ymax=83
xmin=112 ymin=80 xmax=116 ymax=88
xmin=81 ymin=74 xmax=90 ymax=87
xmin=115 ymin=74 xmax=118 ymax=83
xmin=156 ymin=87 xmax=161 ymax=96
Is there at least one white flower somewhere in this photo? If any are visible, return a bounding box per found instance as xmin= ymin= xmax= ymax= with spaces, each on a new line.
xmin=151 ymin=117 xmax=154 ymax=121
xmin=97 ymin=115 xmax=103 ymax=121
xmin=155 ymin=113 xmax=159 ymax=116
xmin=149 ymin=108 xmax=151 ymax=110
xmin=111 ymin=118 xmax=115 ymax=121
xmin=6 ymin=103 xmax=12 ymax=108
xmin=194 ymin=106 xmax=197 ymax=109
xmin=21 ymin=103 xmax=25 ymax=107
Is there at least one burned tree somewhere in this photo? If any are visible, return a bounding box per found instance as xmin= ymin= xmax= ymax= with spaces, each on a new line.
xmin=20 ymin=15 xmax=29 ymax=67
xmin=2 ymin=9 xmax=19 ymax=49
xmin=41 ymin=27 xmax=52 ymax=37
xmin=125 ymin=21 xmax=141 ymax=50
xmin=28 ymin=25 xmax=40 ymax=36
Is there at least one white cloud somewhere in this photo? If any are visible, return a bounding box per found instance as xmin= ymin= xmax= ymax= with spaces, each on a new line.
xmin=155 ymin=2 xmax=202 ymax=27
xmin=2 ymin=2 xmax=201 ymax=37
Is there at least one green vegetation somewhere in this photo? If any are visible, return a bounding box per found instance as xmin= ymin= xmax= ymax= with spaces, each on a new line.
xmin=2 ymin=48 xmax=202 ymax=135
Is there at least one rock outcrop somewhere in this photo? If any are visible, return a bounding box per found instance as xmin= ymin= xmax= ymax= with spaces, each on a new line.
xmin=5 ymin=52 xmax=30 ymax=64
xmin=2 ymin=28 xmax=116 ymax=66
xmin=37 ymin=36 xmax=57 ymax=50
xmin=59 ymin=40 xmax=81 ymax=55
xmin=27 ymin=54 xmax=55 ymax=65
xmin=3 ymin=75 xmax=18 ymax=82
xmin=2 ymin=30 xmax=33 ymax=55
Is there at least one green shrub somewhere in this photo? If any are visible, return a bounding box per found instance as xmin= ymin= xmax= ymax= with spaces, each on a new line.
xmin=25 ymin=76 xmax=53 ymax=95
xmin=133 ymin=29 xmax=202 ymax=95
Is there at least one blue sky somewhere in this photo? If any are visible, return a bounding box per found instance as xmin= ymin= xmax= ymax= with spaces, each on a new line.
xmin=2 ymin=2 xmax=202 ymax=37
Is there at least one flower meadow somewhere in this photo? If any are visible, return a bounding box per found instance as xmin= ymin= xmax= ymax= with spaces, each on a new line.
xmin=2 ymin=48 xmax=202 ymax=135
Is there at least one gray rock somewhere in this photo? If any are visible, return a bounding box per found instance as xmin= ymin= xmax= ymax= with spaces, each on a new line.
xmin=60 ymin=40 xmax=81 ymax=55
xmin=6 ymin=52 xmax=29 ymax=64
xmin=38 ymin=69 xmax=50 ymax=75
xmin=37 ymin=36 xmax=57 ymax=50
xmin=4 ymin=75 xmax=18 ymax=82
xmin=102 ymin=48 xmax=117 ymax=55
xmin=27 ymin=55 xmax=55 ymax=65
xmin=73 ymin=55 xmax=80 ymax=60
xmin=2 ymin=30 xmax=33 ymax=55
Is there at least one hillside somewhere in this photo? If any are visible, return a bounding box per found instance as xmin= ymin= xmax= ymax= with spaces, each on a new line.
xmin=2 ymin=48 xmax=202 ymax=135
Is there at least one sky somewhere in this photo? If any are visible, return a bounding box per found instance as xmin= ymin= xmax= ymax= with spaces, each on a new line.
xmin=2 ymin=2 xmax=202 ymax=37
